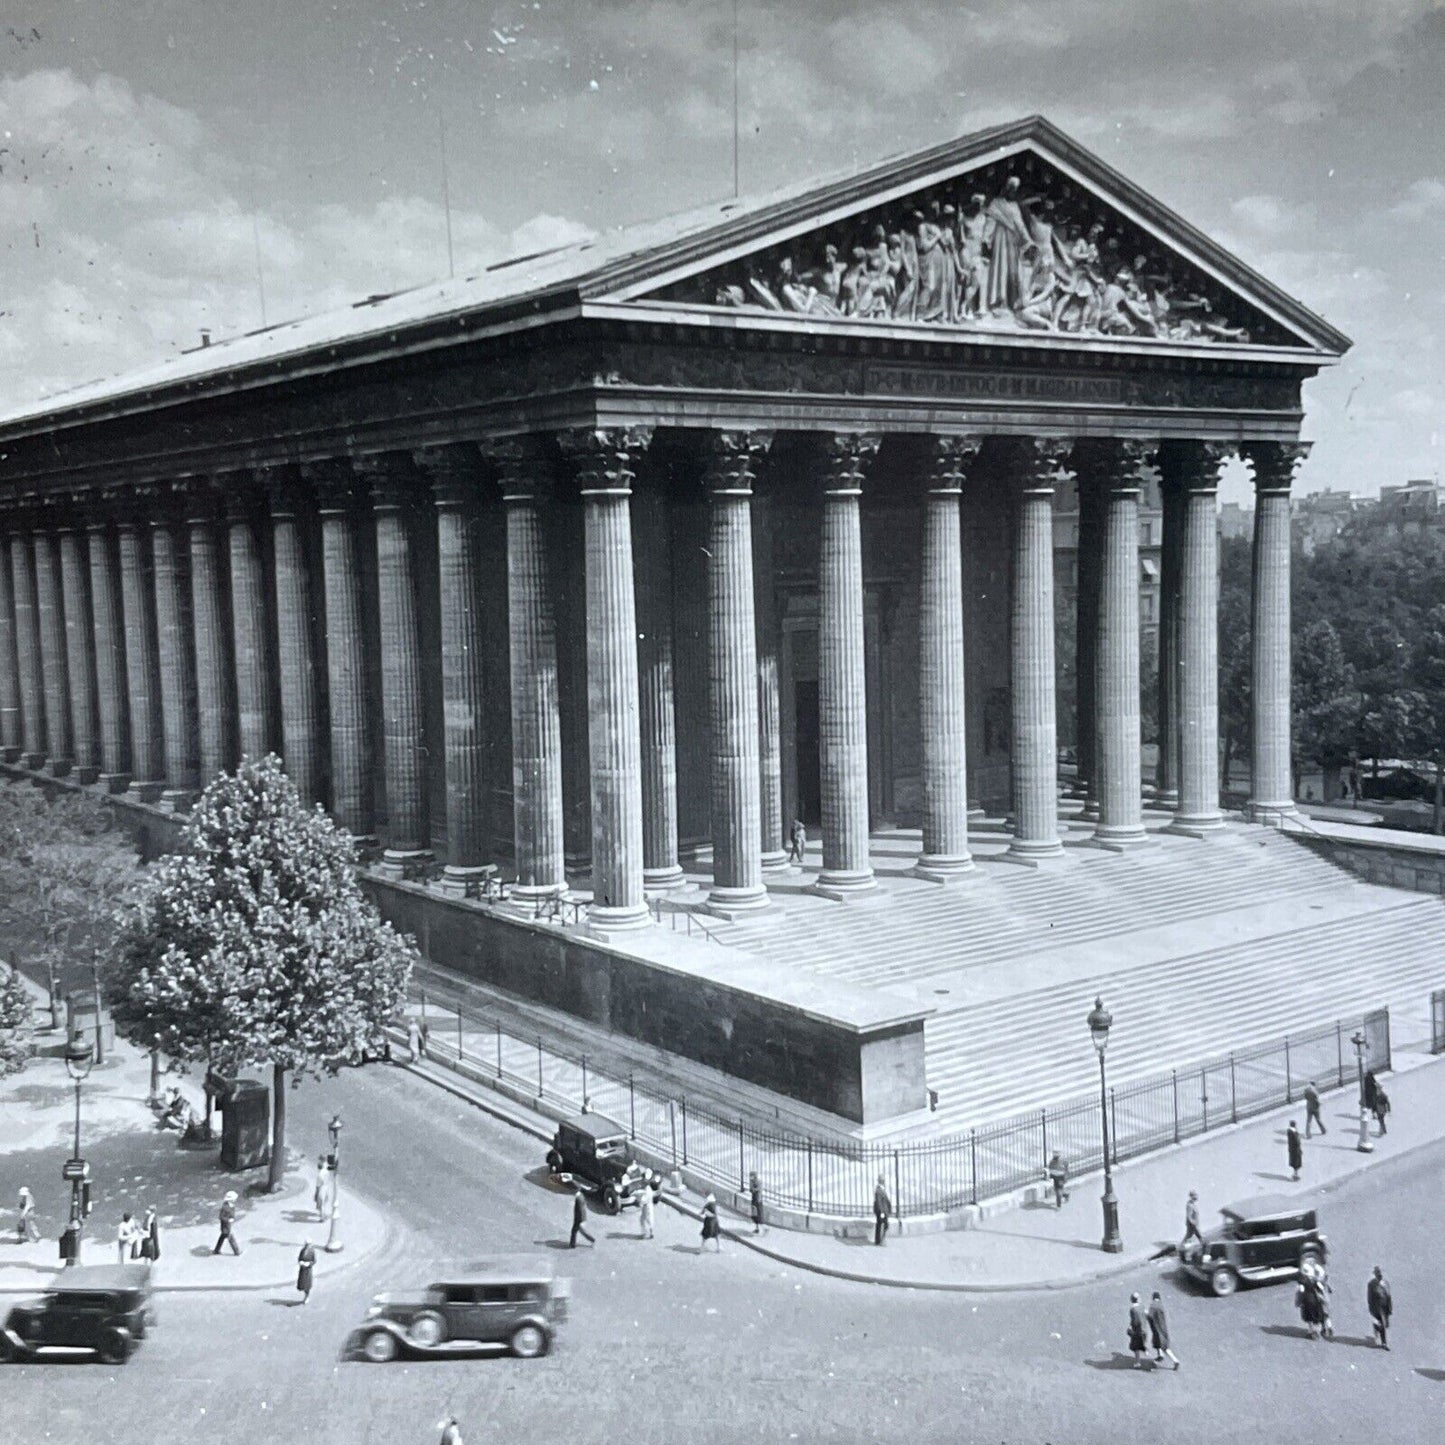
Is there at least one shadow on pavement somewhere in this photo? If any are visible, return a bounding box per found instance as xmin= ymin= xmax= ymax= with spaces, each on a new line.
xmin=532 ymin=1239 xmax=574 ymax=1252
xmin=1414 ymin=1368 xmax=1445 ymax=1382
xmin=1084 ymin=1352 xmax=1159 ymax=1372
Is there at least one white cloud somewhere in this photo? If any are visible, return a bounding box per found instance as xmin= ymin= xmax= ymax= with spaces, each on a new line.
xmin=1390 ymin=177 xmax=1445 ymax=219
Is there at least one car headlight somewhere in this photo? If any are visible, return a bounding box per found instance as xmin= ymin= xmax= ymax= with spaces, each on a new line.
xmin=365 ymin=1304 xmax=382 ymax=1318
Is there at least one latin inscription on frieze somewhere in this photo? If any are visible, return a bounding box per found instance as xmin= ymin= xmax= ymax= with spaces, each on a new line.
xmin=865 ymin=365 xmax=1123 ymax=405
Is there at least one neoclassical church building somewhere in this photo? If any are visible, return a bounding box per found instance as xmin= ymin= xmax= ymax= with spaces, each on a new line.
xmin=0 ymin=118 xmax=1352 ymax=1126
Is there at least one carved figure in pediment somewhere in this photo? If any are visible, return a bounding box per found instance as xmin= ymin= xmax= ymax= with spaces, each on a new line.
xmin=715 ymin=283 xmax=748 ymax=308
xmin=746 ymin=265 xmax=783 ymax=311
xmin=913 ymin=208 xmax=957 ymax=323
xmin=893 ymin=225 xmax=919 ymax=319
xmin=1051 ymin=221 xmax=1105 ymax=332
xmin=956 ymin=193 xmax=989 ymax=318
xmin=1097 ymin=267 xmax=1160 ymax=336
xmin=982 ymin=176 xmax=1034 ymax=314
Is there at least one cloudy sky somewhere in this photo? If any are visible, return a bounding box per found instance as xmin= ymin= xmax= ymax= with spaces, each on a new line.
xmin=1 ymin=0 xmax=1441 ymax=499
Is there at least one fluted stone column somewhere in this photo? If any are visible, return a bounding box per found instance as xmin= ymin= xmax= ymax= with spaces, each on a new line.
xmin=86 ymin=518 xmax=131 ymax=791
xmin=752 ymin=484 xmax=788 ymax=874
xmin=1090 ymin=439 xmax=1153 ymax=847
xmin=702 ymin=431 xmax=773 ymax=915
xmin=1074 ymin=460 xmax=1105 ymax=819
xmin=117 ymin=515 xmax=165 ymax=801
xmin=9 ymin=530 xmax=45 ymax=769
xmin=226 ymin=485 xmax=273 ymax=762
xmin=1245 ymin=441 xmax=1310 ymax=823
xmin=58 ymin=525 xmax=100 ymax=784
xmin=493 ymin=442 xmax=566 ymax=907
xmin=364 ymin=458 xmax=432 ymax=875
xmin=0 ymin=532 xmax=22 ymax=762
xmin=418 ymin=446 xmax=491 ymax=893
xmin=34 ymin=529 xmax=74 ymax=777
xmin=1165 ymin=441 xmax=1226 ymax=834
xmin=1155 ymin=477 xmax=1184 ymax=807
xmin=815 ymin=433 xmax=880 ymax=897
xmin=631 ymin=474 xmax=683 ymax=892
xmin=1007 ymin=439 xmax=1069 ymax=861
xmin=151 ymin=510 xmax=200 ymax=810
xmin=266 ymin=471 xmax=326 ymax=809
xmin=915 ymin=435 xmax=980 ymax=880
xmin=311 ymin=463 xmax=376 ymax=847
xmin=563 ymin=428 xmax=651 ymax=933
xmin=187 ymin=492 xmax=235 ymax=788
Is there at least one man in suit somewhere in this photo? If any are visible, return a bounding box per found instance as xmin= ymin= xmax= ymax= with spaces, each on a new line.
xmin=872 ymin=1174 xmax=892 ymax=1246
xmin=569 ymin=1186 xmax=595 ymax=1249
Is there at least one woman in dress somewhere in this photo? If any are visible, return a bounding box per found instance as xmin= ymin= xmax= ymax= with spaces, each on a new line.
xmin=296 ymin=1239 xmax=317 ymax=1304
xmin=700 ymin=1193 xmax=722 ymax=1254
xmin=1127 ymin=1291 xmax=1149 ymax=1368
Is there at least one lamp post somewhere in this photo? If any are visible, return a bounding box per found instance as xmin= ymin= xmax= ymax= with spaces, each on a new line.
xmin=1350 ymin=1030 xmax=1374 ymax=1154
xmin=1087 ymin=996 xmax=1123 ymax=1253
xmin=324 ymin=1114 xmax=343 ymax=1253
xmin=63 ymin=1033 xmax=95 ymax=1266
xmin=147 ymin=1034 xmax=162 ymax=1108
xmin=89 ymin=951 xmax=104 ymax=1066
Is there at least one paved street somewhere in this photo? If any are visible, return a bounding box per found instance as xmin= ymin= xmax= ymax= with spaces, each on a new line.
xmin=6 ymin=1057 xmax=1442 ymax=1445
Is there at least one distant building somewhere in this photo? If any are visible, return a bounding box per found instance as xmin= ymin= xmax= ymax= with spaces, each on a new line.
xmin=1053 ymin=471 xmax=1163 ymax=640
xmin=1217 ymin=500 xmax=1254 ymax=543
xmin=1294 ymin=488 xmax=1357 ymax=554
xmin=1376 ymin=479 xmax=1442 ymax=527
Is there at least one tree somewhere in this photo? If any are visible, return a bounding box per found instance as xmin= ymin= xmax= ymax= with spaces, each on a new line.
xmin=0 ymin=782 xmax=140 ymax=1007
xmin=1412 ymin=605 xmax=1445 ymax=833
xmin=0 ymin=963 xmax=32 ymax=1076
xmin=107 ymin=756 xmax=417 ymax=1191
xmin=1293 ymin=618 xmax=1360 ymax=801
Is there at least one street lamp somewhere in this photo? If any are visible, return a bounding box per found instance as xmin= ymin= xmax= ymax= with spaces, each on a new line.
xmin=89 ymin=951 xmax=105 ymax=1066
xmin=324 ymin=1114 xmax=343 ymax=1253
xmin=1087 ymin=996 xmax=1123 ymax=1253
xmin=62 ymin=1033 xmax=95 ymax=1266
xmin=1350 ymin=1030 xmax=1374 ymax=1155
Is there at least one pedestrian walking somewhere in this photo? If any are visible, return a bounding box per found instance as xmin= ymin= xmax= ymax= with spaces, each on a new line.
xmin=1147 ymin=1292 xmax=1180 ymax=1369
xmin=787 ymin=819 xmax=807 ymax=864
xmin=1181 ymin=1190 xmax=1203 ymax=1256
xmin=116 ymin=1212 xmax=138 ymax=1265
xmin=700 ymin=1192 xmax=722 ymax=1253
xmin=1372 ymin=1085 xmax=1390 ymax=1137
xmin=1127 ymin=1291 xmax=1149 ymax=1368
xmin=313 ymin=1155 xmax=331 ymax=1222
xmin=1046 ymin=1152 xmax=1069 ymax=1209
xmin=1286 ymin=1120 xmax=1303 ymax=1181
xmin=16 ymin=1185 xmax=40 ymax=1244
xmin=1296 ymin=1259 xmax=1334 ymax=1340
xmin=213 ymin=1191 xmax=242 ymax=1255
xmin=296 ymin=1239 xmax=316 ymax=1304
xmin=439 ymin=1418 xmax=464 ymax=1445
xmin=130 ymin=1206 xmax=151 ymax=1259
xmin=1303 ymin=1080 xmax=1327 ymax=1137
xmin=141 ymin=1205 xmax=160 ymax=1263
xmin=407 ymin=1018 xmax=422 ymax=1061
xmin=569 ymin=1186 xmax=595 ymax=1249
xmin=1362 ymin=1070 xmax=1378 ymax=1115
xmin=872 ymin=1174 xmax=892 ymax=1246
xmin=638 ymin=1173 xmax=656 ymax=1240
xmin=1367 ymin=1266 xmax=1392 ymax=1350
xmin=749 ymin=1171 xmax=764 ymax=1234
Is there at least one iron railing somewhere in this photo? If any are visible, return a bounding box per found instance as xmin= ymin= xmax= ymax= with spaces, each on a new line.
xmin=406 ymin=978 xmax=1393 ymax=1223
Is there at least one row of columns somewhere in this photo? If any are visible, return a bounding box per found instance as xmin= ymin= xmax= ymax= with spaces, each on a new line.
xmin=0 ymin=431 xmax=1307 ymax=931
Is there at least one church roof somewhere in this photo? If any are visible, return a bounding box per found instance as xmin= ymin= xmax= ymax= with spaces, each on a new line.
xmin=0 ymin=115 xmax=1351 ymax=437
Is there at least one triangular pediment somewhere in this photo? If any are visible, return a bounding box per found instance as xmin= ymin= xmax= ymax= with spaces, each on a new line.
xmin=592 ymin=118 xmax=1347 ymax=356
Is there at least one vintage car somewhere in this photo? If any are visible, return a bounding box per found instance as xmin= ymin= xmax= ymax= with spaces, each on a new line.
xmin=348 ymin=1257 xmax=569 ymax=1362
xmin=0 ymin=1263 xmax=154 ymax=1364
xmin=546 ymin=1112 xmax=652 ymax=1214
xmin=1179 ymin=1196 xmax=1328 ymax=1297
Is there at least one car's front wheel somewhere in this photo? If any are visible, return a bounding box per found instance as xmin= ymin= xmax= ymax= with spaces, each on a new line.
xmin=1210 ymin=1266 xmax=1239 ymax=1298
xmin=407 ymin=1311 xmax=447 ymax=1348
xmin=97 ymin=1328 xmax=131 ymax=1365
xmin=362 ymin=1329 xmax=399 ymax=1363
xmin=509 ymin=1323 xmax=549 ymax=1359
xmin=602 ymin=1185 xmax=621 ymax=1215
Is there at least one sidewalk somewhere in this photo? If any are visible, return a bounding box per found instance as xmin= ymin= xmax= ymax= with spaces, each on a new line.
xmin=0 ymin=998 xmax=387 ymax=1294
xmin=403 ymin=1032 xmax=1445 ymax=1292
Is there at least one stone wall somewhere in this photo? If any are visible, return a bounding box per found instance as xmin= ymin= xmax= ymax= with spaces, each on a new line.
xmin=1295 ymin=826 xmax=1445 ymax=894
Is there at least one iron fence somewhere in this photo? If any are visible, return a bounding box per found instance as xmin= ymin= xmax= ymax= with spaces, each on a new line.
xmin=407 ymin=979 xmax=1392 ymax=1223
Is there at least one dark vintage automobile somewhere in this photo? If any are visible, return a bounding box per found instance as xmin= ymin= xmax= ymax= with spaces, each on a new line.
xmin=0 ymin=1263 xmax=154 ymax=1364
xmin=546 ymin=1112 xmax=651 ymax=1214
xmin=348 ymin=1257 xmax=569 ymax=1362
xmin=1179 ymin=1196 xmax=1327 ymax=1297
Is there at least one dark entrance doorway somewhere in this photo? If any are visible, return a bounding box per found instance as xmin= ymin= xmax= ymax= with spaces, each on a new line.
xmin=794 ymin=679 xmax=821 ymax=826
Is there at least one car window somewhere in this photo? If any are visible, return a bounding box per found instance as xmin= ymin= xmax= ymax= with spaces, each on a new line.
xmin=442 ymin=1286 xmax=475 ymax=1305
xmin=511 ymin=1285 xmax=545 ymax=1303
xmin=595 ymin=1138 xmax=625 ymax=1158
xmin=477 ymin=1286 xmax=510 ymax=1304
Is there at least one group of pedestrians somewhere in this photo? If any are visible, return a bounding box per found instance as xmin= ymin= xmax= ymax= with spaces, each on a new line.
xmin=115 ymin=1206 xmax=160 ymax=1263
xmin=561 ymin=1161 xmax=753 ymax=1253
xmin=1126 ymin=1291 xmax=1180 ymax=1369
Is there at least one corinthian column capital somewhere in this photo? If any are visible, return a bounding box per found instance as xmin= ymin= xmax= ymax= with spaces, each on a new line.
xmin=299 ymin=457 xmax=362 ymax=513
xmin=558 ymin=427 xmax=653 ymax=495
xmin=1159 ymin=439 xmax=1233 ymax=493
xmin=411 ymin=443 xmax=483 ymax=507
xmin=922 ymin=435 xmax=983 ymax=495
xmin=817 ymin=432 xmax=881 ymax=496
xmin=701 ymin=430 xmax=773 ymax=495
xmin=1243 ymin=440 xmax=1312 ymax=494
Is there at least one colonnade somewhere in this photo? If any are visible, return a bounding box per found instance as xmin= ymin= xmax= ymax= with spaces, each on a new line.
xmin=0 ymin=429 xmax=1308 ymax=932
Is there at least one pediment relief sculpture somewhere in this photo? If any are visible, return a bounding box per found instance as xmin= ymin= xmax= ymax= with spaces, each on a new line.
xmin=650 ymin=157 xmax=1288 ymax=347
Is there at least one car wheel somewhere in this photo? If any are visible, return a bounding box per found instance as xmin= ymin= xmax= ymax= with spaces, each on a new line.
xmin=1210 ymin=1266 xmax=1239 ymax=1298
xmin=362 ymin=1329 xmax=399 ymax=1364
xmin=0 ymin=1336 xmax=14 ymax=1363
xmin=407 ymin=1312 xmax=446 ymax=1348
xmin=509 ymin=1323 xmax=548 ymax=1359
xmin=97 ymin=1328 xmax=131 ymax=1365
xmin=602 ymin=1185 xmax=621 ymax=1216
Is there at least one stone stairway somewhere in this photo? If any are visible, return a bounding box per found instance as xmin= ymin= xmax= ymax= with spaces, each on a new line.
xmin=698 ymin=822 xmax=1445 ymax=1133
